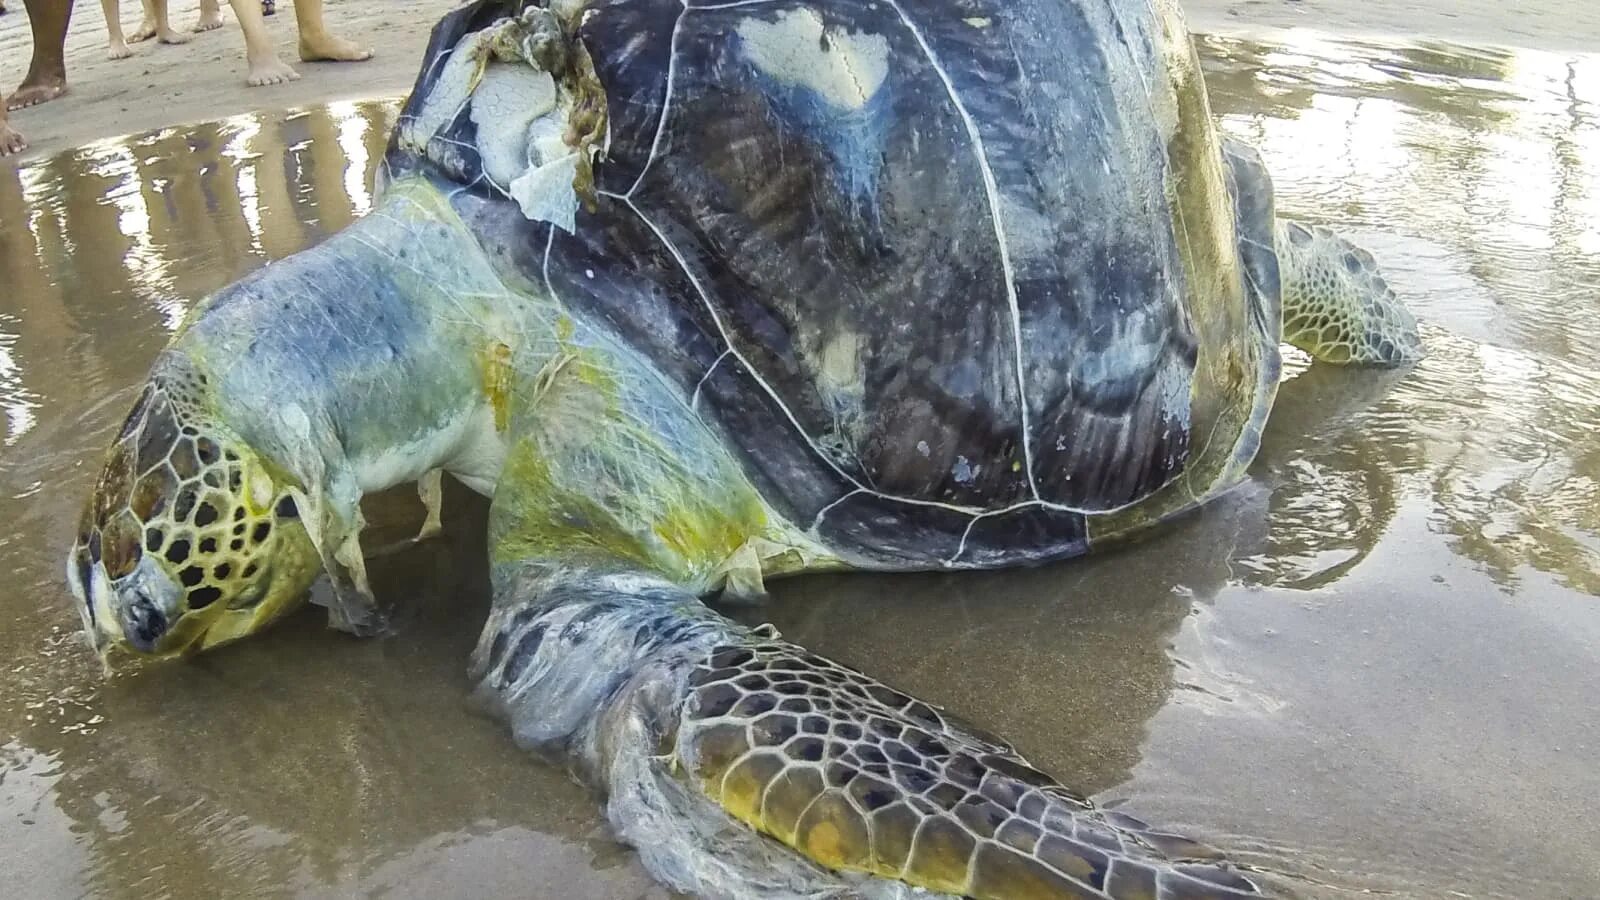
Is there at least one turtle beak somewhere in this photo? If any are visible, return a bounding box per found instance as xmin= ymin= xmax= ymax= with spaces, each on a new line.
xmin=120 ymin=587 xmax=170 ymax=653
xmin=84 ymin=554 xmax=193 ymax=659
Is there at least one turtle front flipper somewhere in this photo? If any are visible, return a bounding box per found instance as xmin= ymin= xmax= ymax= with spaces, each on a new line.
xmin=1274 ymin=220 xmax=1424 ymax=366
xmin=474 ymin=568 xmax=1260 ymax=900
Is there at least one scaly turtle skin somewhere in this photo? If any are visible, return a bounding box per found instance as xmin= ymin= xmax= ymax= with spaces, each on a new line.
xmin=66 ymin=1 xmax=1422 ymax=897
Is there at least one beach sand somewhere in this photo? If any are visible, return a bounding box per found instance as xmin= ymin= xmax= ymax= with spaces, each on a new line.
xmin=1 ymin=0 xmax=1597 ymax=161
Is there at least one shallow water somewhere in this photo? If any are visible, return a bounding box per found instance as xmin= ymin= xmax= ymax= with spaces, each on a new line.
xmin=1 ymin=33 xmax=1597 ymax=900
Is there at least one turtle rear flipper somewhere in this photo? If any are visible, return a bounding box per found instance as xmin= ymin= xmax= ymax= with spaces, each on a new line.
xmin=1275 ymin=220 xmax=1424 ymax=365
xmin=473 ymin=569 xmax=1259 ymax=900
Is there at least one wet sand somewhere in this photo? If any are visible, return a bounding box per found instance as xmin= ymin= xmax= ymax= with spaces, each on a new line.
xmin=2 ymin=4 xmax=1600 ymax=900
xmin=3 ymin=0 xmax=1600 ymax=160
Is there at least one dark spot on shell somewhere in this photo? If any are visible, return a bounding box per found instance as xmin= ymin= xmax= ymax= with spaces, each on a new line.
xmin=196 ymin=438 xmax=220 ymax=464
xmin=199 ymin=537 xmax=217 ymax=553
xmin=243 ymin=562 xmax=258 ymax=578
xmin=189 ymin=586 xmax=223 ymax=609
xmin=179 ymin=566 xmax=204 ymax=587
xmin=233 ymin=508 xmax=246 ymax=522
xmin=250 ymin=522 xmax=272 ymax=544
xmin=214 ymin=563 xmax=232 ymax=580
xmin=145 ymin=529 xmax=164 ymax=552
xmin=165 ymin=539 xmax=191 ymax=564
xmin=230 ymin=538 xmax=245 ymax=551
xmin=88 ymin=531 xmax=103 ymax=563
xmin=195 ymin=503 xmax=219 ymax=527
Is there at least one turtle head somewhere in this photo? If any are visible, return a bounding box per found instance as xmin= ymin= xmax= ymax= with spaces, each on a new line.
xmin=66 ymin=360 xmax=322 ymax=661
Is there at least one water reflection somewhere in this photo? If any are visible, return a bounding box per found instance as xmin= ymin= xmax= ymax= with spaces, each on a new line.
xmin=0 ymin=102 xmax=664 ymax=899
xmin=0 ymin=31 xmax=1597 ymax=900
xmin=1199 ymin=34 xmax=1600 ymax=598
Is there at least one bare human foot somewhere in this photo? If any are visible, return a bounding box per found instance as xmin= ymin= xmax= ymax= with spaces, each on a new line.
xmin=6 ymin=79 xmax=65 ymax=110
xmin=107 ymin=38 xmax=134 ymax=59
xmin=298 ymin=31 xmax=372 ymax=63
xmin=0 ymin=121 xmax=25 ymax=156
xmin=156 ymin=26 xmax=192 ymax=44
xmin=193 ymin=0 xmax=223 ymax=31
xmin=246 ymin=54 xmax=300 ymax=86
xmin=128 ymin=15 xmax=157 ymax=42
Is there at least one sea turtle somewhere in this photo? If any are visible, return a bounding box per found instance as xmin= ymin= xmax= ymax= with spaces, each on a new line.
xmin=65 ymin=0 xmax=1421 ymax=897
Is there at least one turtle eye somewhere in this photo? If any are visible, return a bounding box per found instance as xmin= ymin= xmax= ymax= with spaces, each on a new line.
xmin=275 ymin=496 xmax=299 ymax=519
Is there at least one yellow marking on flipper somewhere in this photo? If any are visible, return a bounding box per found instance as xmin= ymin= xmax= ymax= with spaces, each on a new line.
xmin=482 ymin=341 xmax=515 ymax=433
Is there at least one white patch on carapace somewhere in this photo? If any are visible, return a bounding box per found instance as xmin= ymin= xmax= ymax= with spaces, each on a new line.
xmin=470 ymin=63 xmax=558 ymax=188
xmin=736 ymin=9 xmax=889 ymax=110
xmin=510 ymin=117 xmax=583 ymax=233
xmin=816 ymin=331 xmax=865 ymax=397
xmin=399 ymin=33 xmax=483 ymax=154
xmin=963 ymin=16 xmax=992 ymax=28
xmin=952 ymin=455 xmax=979 ymax=484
